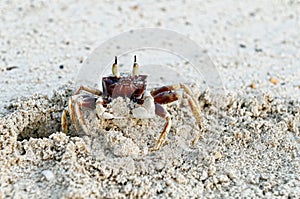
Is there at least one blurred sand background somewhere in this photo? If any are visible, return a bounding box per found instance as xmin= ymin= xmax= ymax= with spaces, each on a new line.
xmin=0 ymin=0 xmax=300 ymax=198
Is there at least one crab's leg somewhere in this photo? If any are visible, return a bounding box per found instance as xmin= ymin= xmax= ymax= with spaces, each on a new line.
xmin=74 ymin=99 xmax=89 ymax=133
xmin=151 ymin=84 xmax=198 ymax=104
xmin=151 ymin=83 xmax=203 ymax=145
xmin=78 ymin=95 xmax=97 ymax=109
xmin=179 ymin=83 xmax=203 ymax=145
xmin=69 ymin=95 xmax=79 ymax=131
xmin=150 ymin=84 xmax=180 ymax=97
xmin=182 ymin=93 xmax=203 ymax=145
xmin=75 ymin=95 xmax=99 ymax=133
xmin=152 ymin=90 xmax=180 ymax=105
xmin=74 ymin=86 xmax=102 ymax=96
xmin=61 ymin=95 xmax=97 ymax=134
xmin=152 ymin=103 xmax=172 ymax=151
xmin=61 ymin=109 xmax=68 ymax=134
xmin=61 ymin=95 xmax=80 ymax=133
xmin=179 ymin=83 xmax=198 ymax=108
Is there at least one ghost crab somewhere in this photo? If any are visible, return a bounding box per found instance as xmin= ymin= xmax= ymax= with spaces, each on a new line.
xmin=61 ymin=56 xmax=203 ymax=151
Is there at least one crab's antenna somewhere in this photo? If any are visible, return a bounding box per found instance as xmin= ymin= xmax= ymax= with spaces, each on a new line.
xmin=112 ymin=56 xmax=120 ymax=77
xmin=132 ymin=55 xmax=139 ymax=76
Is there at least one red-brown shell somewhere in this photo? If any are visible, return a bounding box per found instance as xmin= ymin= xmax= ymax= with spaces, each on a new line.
xmin=102 ymin=74 xmax=147 ymax=104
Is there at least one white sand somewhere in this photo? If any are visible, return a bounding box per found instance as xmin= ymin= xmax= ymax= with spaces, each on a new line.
xmin=1 ymin=1 xmax=300 ymax=198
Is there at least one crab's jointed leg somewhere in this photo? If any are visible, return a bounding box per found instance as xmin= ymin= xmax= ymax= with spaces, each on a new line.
xmin=74 ymin=86 xmax=102 ymax=96
xmin=61 ymin=109 xmax=68 ymax=134
xmin=178 ymin=83 xmax=203 ymax=145
xmin=150 ymin=83 xmax=203 ymax=149
xmin=70 ymin=95 xmax=80 ymax=131
xmin=61 ymin=95 xmax=98 ymax=134
xmin=74 ymin=97 xmax=90 ymax=133
xmin=150 ymin=89 xmax=178 ymax=150
xmin=152 ymin=103 xmax=172 ymax=151
xmin=61 ymin=95 xmax=79 ymax=133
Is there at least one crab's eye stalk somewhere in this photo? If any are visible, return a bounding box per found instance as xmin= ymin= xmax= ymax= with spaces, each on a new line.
xmin=112 ymin=56 xmax=120 ymax=78
xmin=132 ymin=55 xmax=139 ymax=76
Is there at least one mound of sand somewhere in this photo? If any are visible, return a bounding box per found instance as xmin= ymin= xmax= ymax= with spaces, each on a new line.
xmin=1 ymin=83 xmax=299 ymax=198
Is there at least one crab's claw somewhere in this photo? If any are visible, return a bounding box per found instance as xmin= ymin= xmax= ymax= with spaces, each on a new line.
xmin=132 ymin=91 xmax=155 ymax=118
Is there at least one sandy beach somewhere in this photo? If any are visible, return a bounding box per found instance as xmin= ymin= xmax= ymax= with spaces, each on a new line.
xmin=1 ymin=1 xmax=300 ymax=198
